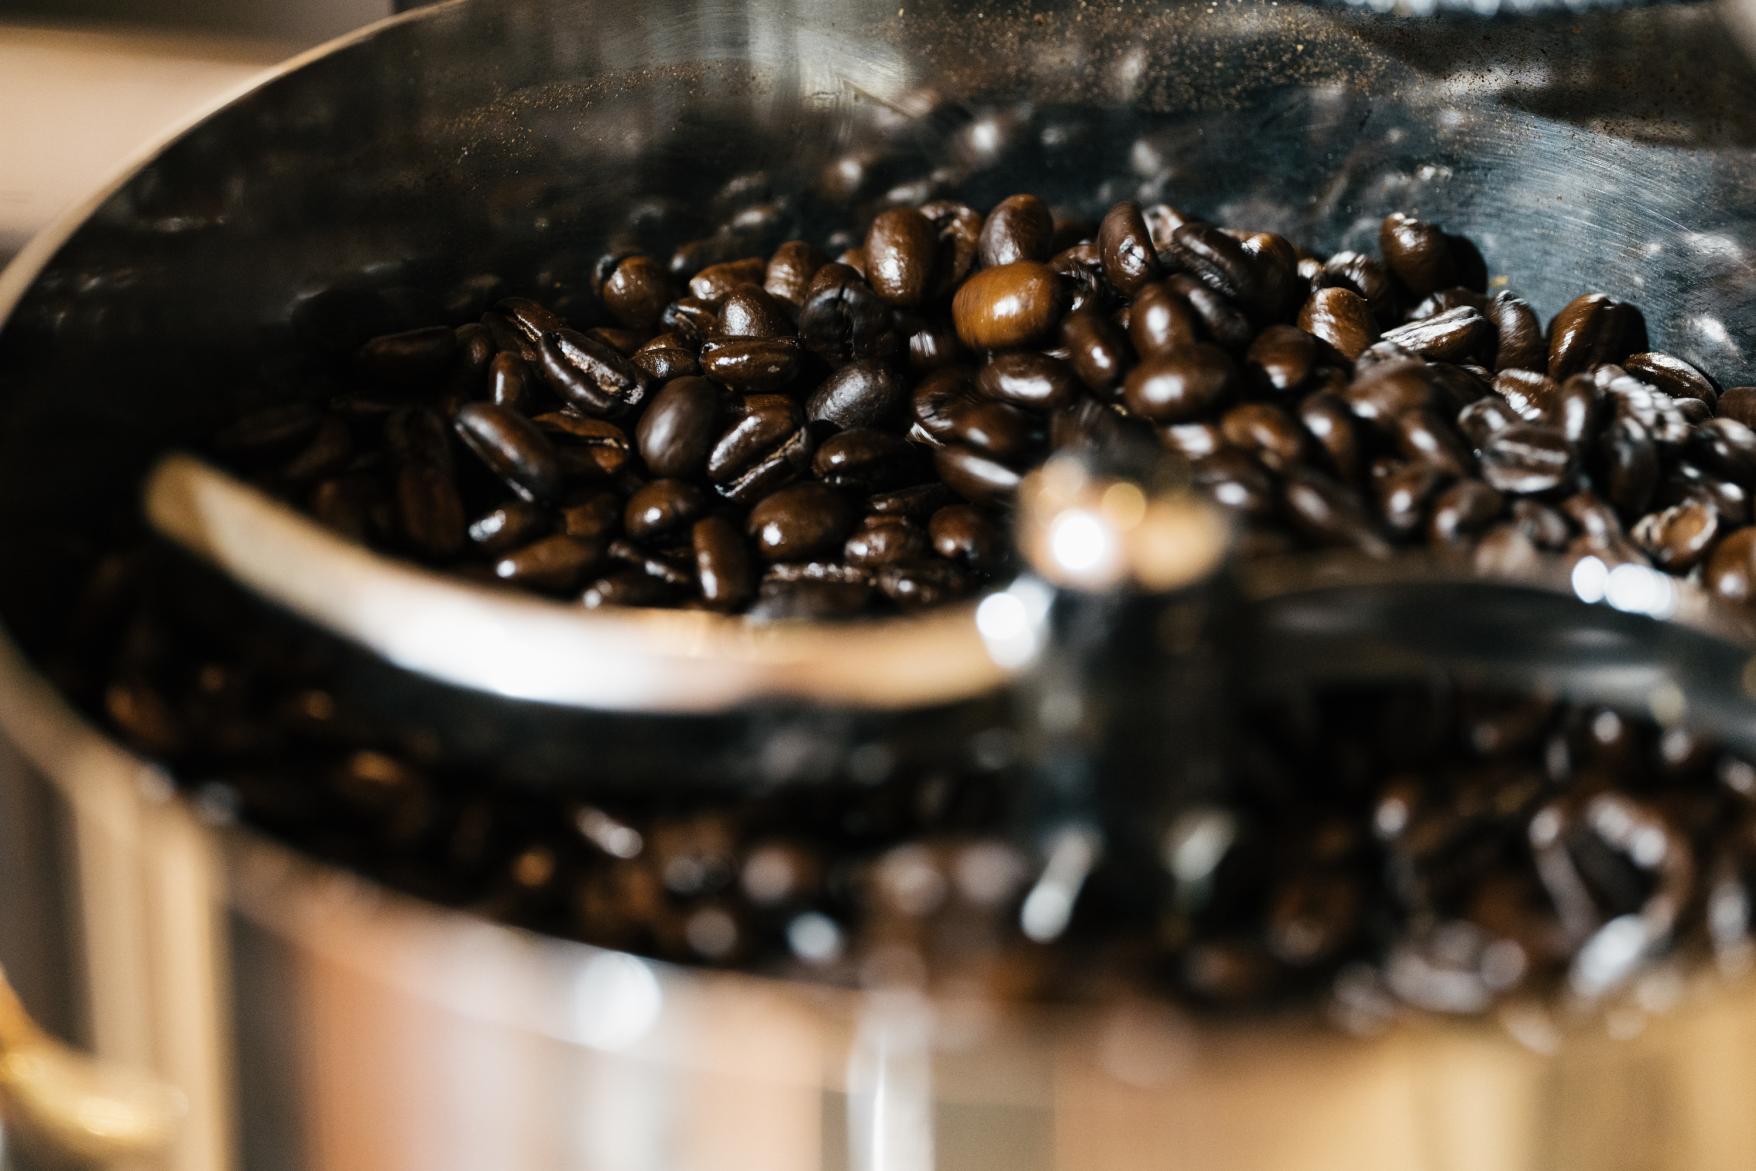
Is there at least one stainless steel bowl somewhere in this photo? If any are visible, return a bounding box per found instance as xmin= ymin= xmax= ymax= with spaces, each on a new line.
xmin=8 ymin=1 xmax=1756 ymax=1167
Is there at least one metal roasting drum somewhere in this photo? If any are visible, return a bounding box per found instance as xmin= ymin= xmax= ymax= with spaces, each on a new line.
xmin=6 ymin=0 xmax=1756 ymax=1167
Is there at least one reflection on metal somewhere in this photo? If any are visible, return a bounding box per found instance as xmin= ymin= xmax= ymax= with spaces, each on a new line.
xmin=848 ymin=992 xmax=935 ymax=1171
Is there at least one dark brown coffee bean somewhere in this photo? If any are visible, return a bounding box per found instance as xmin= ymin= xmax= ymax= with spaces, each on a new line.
xmin=1631 ymin=498 xmax=1718 ymax=571
xmin=559 ymin=490 xmax=622 ymax=541
xmin=495 ymin=534 xmax=605 ymax=591
xmin=1624 ymin=352 xmax=1716 ymax=404
xmin=485 ymin=352 xmax=533 ymax=413
xmin=453 ymin=401 xmax=564 ymax=503
xmin=691 ymin=515 xmax=756 ymax=610
xmin=1472 ymin=524 xmax=1541 ymax=577
xmin=688 ymin=257 xmax=767 ymax=303
xmin=1379 ymin=213 xmax=1457 ymax=297
xmin=1296 ymin=287 xmax=1377 ymax=361
xmin=1123 ymin=344 xmax=1236 ymax=423
xmin=308 ymin=474 xmax=382 ymax=543
xmin=1298 ymin=392 xmax=1363 ymax=481
xmin=1492 ymin=369 xmax=1559 ymax=423
xmin=633 ymin=376 xmax=721 ymax=480
xmin=978 ymin=194 xmax=1054 ymax=268
xmin=1375 ymin=461 xmax=1449 ymax=537
xmin=1283 ymin=467 xmax=1391 ymax=555
xmin=1058 ymin=308 xmax=1131 ymax=396
xmin=1322 ymin=251 xmax=1399 ymax=325
xmin=928 ymin=505 xmax=1004 ymax=571
xmin=935 ymin=444 xmax=1023 ymax=504
xmin=357 ymin=325 xmax=458 ymax=391
xmin=1487 ymin=292 xmax=1544 ymax=373
xmin=1687 ymin=417 xmax=1756 ymax=484
xmin=1161 ymin=421 xmax=1226 ymax=461
xmin=662 ymin=297 xmax=720 ymax=349
xmin=537 ymin=328 xmax=651 ymax=418
xmin=1129 ymin=281 xmax=1202 ymax=358
xmin=952 ymin=262 xmax=1062 ymax=350
xmin=1662 ymin=464 xmax=1751 ymax=528
xmin=497 ymin=298 xmax=567 ymax=349
xmin=1592 ymin=417 xmax=1659 ymax=517
xmin=533 ymin=412 xmax=633 ymax=481
xmin=764 ymin=240 xmax=825 ymax=307
xmin=1458 ymin=396 xmax=1522 ymax=449
xmin=1480 ymin=425 xmax=1575 ymax=494
xmin=920 ymin=200 xmax=984 ymax=294
xmin=813 ymin=429 xmax=918 ymax=491
xmin=582 ymin=567 xmax=684 ymax=609
xmin=624 ymin=480 xmax=709 ymax=542
xmin=700 ymin=336 xmax=801 ymax=392
xmin=1340 ymin=360 xmax=1437 ymax=429
xmin=1427 ymin=479 xmax=1505 ymax=545
xmin=863 ymin=208 xmax=937 ymax=307
xmin=607 ymin=539 xmax=692 ymax=588
xmin=799 ymin=267 xmax=897 ymax=361
xmin=1511 ymin=500 xmax=1570 ymax=550
xmin=806 ymin=360 xmax=906 ymax=429
xmin=1221 ymin=403 xmax=1307 ymax=472
xmin=456 ymin=321 xmax=495 ymax=372
xmin=747 ymin=483 xmax=857 ymax=560
xmin=909 ymin=367 xmax=977 ymax=445
xmin=1163 ymin=274 xmax=1253 ymax=351
xmin=1245 ymin=325 xmax=1319 ymax=394
xmin=718 ymin=287 xmax=793 ymax=339
xmin=844 ymin=516 xmax=930 ymax=567
xmin=1380 ymin=307 xmax=1493 ymax=365
xmin=906 ymin=322 xmax=961 ymax=373
xmin=1604 ymin=369 xmax=1692 ymax=448
xmin=874 ymin=560 xmax=970 ymax=608
xmin=1705 ymin=527 xmax=1756 ymax=604
xmin=1719 ymin=387 xmax=1756 ymax=429
xmin=386 ymin=408 xmax=465 ymax=559
xmin=1549 ymin=374 xmax=1606 ymax=445
xmin=866 ymin=482 xmax=956 ymax=519
xmin=1097 ymin=201 xmax=1161 ymax=297
xmin=1394 ymin=407 xmax=1473 ymax=476
xmin=1548 ymin=293 xmax=1649 ymax=379
xmin=632 ymin=335 xmax=700 ymax=383
xmin=975 ymin=352 xmax=1078 ymax=411
xmin=708 ymin=394 xmax=812 ymax=503
xmin=1408 ymin=288 xmax=1489 ymax=322
xmin=469 ymin=501 xmax=548 ymax=555
xmin=943 ymin=399 xmax=1039 ymax=463
xmin=1049 ymin=242 xmax=1105 ymax=314
xmin=1161 ymin=222 xmax=1294 ymax=322
xmin=599 ymin=255 xmax=669 ymax=331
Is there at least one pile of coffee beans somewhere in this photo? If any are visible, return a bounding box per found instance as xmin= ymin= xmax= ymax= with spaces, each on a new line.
xmin=217 ymin=196 xmax=1756 ymax=618
xmin=71 ymin=189 xmax=1756 ymax=1021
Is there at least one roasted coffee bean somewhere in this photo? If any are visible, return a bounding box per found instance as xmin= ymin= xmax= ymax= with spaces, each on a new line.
xmin=1296 ymin=287 xmax=1376 ymax=361
xmin=1408 ymin=288 xmax=1488 ymax=322
xmin=1624 ymin=351 xmax=1716 ymax=404
xmin=844 ymin=517 xmax=930 ymax=567
xmin=906 ymin=321 xmax=961 ymax=372
xmin=1160 ymin=422 xmax=1225 ymax=461
xmin=497 ymin=298 xmax=567 ymax=349
xmin=1480 ymin=425 xmax=1575 ymax=494
xmin=1428 ymin=479 xmax=1505 ymax=545
xmin=935 ymin=444 xmax=1022 ymax=504
xmin=1160 ymin=223 xmax=1285 ymax=321
xmin=624 ymin=479 xmax=709 ymax=542
xmin=1720 ymin=387 xmax=1756 ymax=429
xmin=1379 ymin=212 xmax=1457 ymax=296
xmin=1129 ymin=281 xmax=1202 ymax=358
xmin=308 ymin=474 xmax=382 ymax=543
xmin=1376 ymin=461 xmax=1449 ymax=537
xmin=386 ymin=408 xmax=465 ymax=558
xmin=1687 ymin=417 xmax=1756 ymax=483
xmin=357 ymin=325 xmax=458 ymax=390
xmin=1245 ymin=325 xmax=1318 ymax=394
xmin=1322 ymin=251 xmax=1399 ymax=325
xmin=1394 ymin=407 xmax=1473 ymax=477
xmin=977 ymin=194 xmax=1053 ymax=267
xmin=928 ymin=505 xmax=1004 ymax=571
xmin=1221 ymin=403 xmax=1307 ymax=472
xmin=1097 ymin=200 xmax=1161 ymax=297
xmin=1488 ymin=292 xmax=1544 ymax=373
xmin=813 ymin=429 xmax=918 ymax=491
xmin=1049 ymin=243 xmax=1105 ymax=314
xmin=538 ymin=328 xmax=651 ymax=418
xmin=942 ymin=400 xmax=1039 ymax=462
xmin=863 ymin=208 xmax=937 ymax=307
xmin=1283 ymin=467 xmax=1391 ymax=555
xmin=1379 ymin=307 xmax=1493 ymax=365
xmin=634 ymin=376 xmax=723 ymax=479
xmin=1298 ymin=392 xmax=1363 ymax=481
xmin=718 ymin=287 xmax=793 ymax=339
xmin=909 ymin=367 xmax=977 ymax=445
xmin=487 ymin=352 xmax=535 ymax=412
xmin=975 ymin=352 xmax=1078 ymax=411
xmin=581 ymin=566 xmax=684 ymax=609
xmin=747 ymin=483 xmax=857 ymax=560
xmin=874 ymin=560 xmax=969 ymax=608
xmin=1122 ymin=344 xmax=1236 ymax=423
xmin=1510 ymin=500 xmax=1570 ymax=550
xmin=806 ymin=360 xmax=906 ymax=429
xmin=919 ymin=200 xmax=983 ymax=292
xmin=1662 ymin=464 xmax=1751 ymax=527
xmin=1605 ymin=371 xmax=1691 ymax=448
xmin=1492 ymin=369 xmax=1558 ymax=423
xmin=1590 ymin=416 xmax=1659 ymax=518
xmin=688 ymin=257 xmax=767 ymax=303
xmin=1059 ymin=308 xmax=1131 ymax=395
xmin=1549 ymin=375 xmax=1606 ymax=445
xmin=456 ymin=321 xmax=496 ymax=374
xmin=469 ymin=501 xmax=548 ymax=554
xmin=532 ymin=412 xmax=633 ymax=481
xmin=700 ymin=336 xmax=801 ymax=392
xmin=691 ymin=515 xmax=756 ymax=610
xmin=952 ymin=262 xmax=1061 ymax=350
xmin=600 ymin=255 xmax=670 ymax=330
xmin=607 ymin=539 xmax=692 ymax=588
xmin=661 ymin=297 xmax=720 ymax=348
xmin=763 ymin=240 xmax=824 ymax=307
xmin=708 ymin=394 xmax=812 ymax=503
xmin=494 ymin=534 xmax=605 ymax=592
xmin=1548 ymin=293 xmax=1648 ymax=379
xmin=1458 ymin=395 xmax=1522 ymax=450
xmin=453 ymin=402 xmax=563 ymax=503
xmin=1165 ymin=274 xmax=1254 ymax=351
xmin=558 ymin=490 xmax=621 ymax=541
xmin=1706 ymin=527 xmax=1756 ymax=604
xmin=798 ymin=267 xmax=896 ymax=361
xmin=1340 ymin=360 xmax=1437 ymax=429
xmin=1631 ymin=498 xmax=1719 ymax=571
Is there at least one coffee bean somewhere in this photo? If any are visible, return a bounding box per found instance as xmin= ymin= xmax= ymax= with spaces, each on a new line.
xmin=558 ymin=490 xmax=622 ymax=541
xmin=1548 ymin=293 xmax=1648 ymax=379
xmin=1511 ymin=500 xmax=1570 ymax=550
xmin=624 ymin=479 xmax=708 ymax=542
xmin=942 ymin=400 xmax=1039 ymax=463
xmin=495 ymin=534 xmax=606 ymax=591
xmin=1379 ymin=212 xmax=1457 ymax=296
xmin=386 ymin=408 xmax=465 ymax=559
xmin=1161 ymin=222 xmax=1296 ymax=322
xmin=538 ymin=328 xmax=651 ymax=418
xmin=357 ymin=325 xmax=458 ymax=391
xmin=1160 ymin=421 xmax=1225 ymax=461
xmin=1550 ymin=375 xmax=1606 ymax=445
xmin=1097 ymin=201 xmax=1161 ymax=297
xmin=1164 ymin=274 xmax=1254 ymax=351
xmin=921 ymin=200 xmax=984 ymax=293
xmin=708 ymin=394 xmax=812 ymax=504
xmin=1221 ymin=403 xmax=1308 ymax=472
xmin=813 ymin=428 xmax=918 ymax=491
xmin=533 ymin=412 xmax=633 ymax=481
xmin=748 ymin=579 xmax=873 ymax=620
xmin=1341 ymin=360 xmax=1437 ymax=429
xmin=1130 ymin=281 xmax=1202 ymax=358
xmin=1487 ymin=292 xmax=1544 ymax=373
xmin=632 ymin=337 xmax=700 ymax=386
xmin=977 ymin=194 xmax=1054 ymax=267
xmin=1705 ymin=527 xmax=1756 ymax=603
xmin=453 ymin=402 xmax=564 ymax=502
xmin=1623 ymin=351 xmax=1717 ymax=405
xmin=1122 ymin=344 xmax=1236 ymax=423
xmin=688 ymin=257 xmax=767 ymax=303
xmin=928 ymin=505 xmax=1005 ymax=571
xmin=662 ymin=297 xmax=720 ymax=348
xmin=906 ymin=321 xmax=961 ymax=372
xmin=600 ymin=255 xmax=670 ymax=330
xmin=874 ymin=560 xmax=970 ymax=608
xmin=1631 ymin=498 xmax=1719 ymax=571
xmin=1322 ymin=251 xmax=1399 ymax=325
xmin=1059 ymin=308 xmax=1132 ymax=395
xmin=863 ymin=208 xmax=937 ymax=307
xmin=718 ymin=287 xmax=794 ymax=339
xmin=764 ymin=240 xmax=825 ymax=306
xmin=581 ymin=567 xmax=684 ymax=609
xmin=700 ymin=336 xmax=801 ymax=392
xmin=952 ymin=262 xmax=1061 ymax=350
xmin=691 ymin=515 xmax=756 ymax=610
xmin=1379 ymin=307 xmax=1494 ymax=365
xmin=1296 ymin=287 xmax=1376 ymax=360
xmin=799 ymin=267 xmax=897 ymax=361
xmin=469 ymin=501 xmax=548 ymax=555
xmin=1297 ymin=392 xmax=1363 ymax=481
xmin=1480 ymin=425 xmax=1575 ymax=494
xmin=634 ymin=376 xmax=724 ymax=480
xmin=1428 ymin=479 xmax=1505 ymax=545
xmin=1720 ymin=387 xmax=1756 ymax=429
xmin=806 ymin=360 xmax=906 ymax=429
xmin=1687 ymin=417 xmax=1756 ymax=483
xmin=1245 ymin=325 xmax=1319 ymax=394
xmin=1458 ymin=396 xmax=1522 ymax=449
xmin=497 ymin=297 xmax=566 ymax=350
xmin=1283 ymin=467 xmax=1391 ymax=555
xmin=1376 ymin=460 xmax=1449 ymax=537
xmin=844 ymin=516 xmax=930 ymax=567
xmin=487 ymin=352 xmax=535 ymax=413
xmin=1394 ymin=407 xmax=1473 ymax=477
xmin=975 ymin=352 xmax=1078 ymax=411
xmin=747 ymin=483 xmax=857 ymax=560
xmin=935 ymin=444 xmax=1022 ymax=504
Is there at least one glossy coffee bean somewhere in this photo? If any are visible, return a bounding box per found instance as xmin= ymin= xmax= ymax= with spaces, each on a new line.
xmin=1221 ymin=403 xmax=1307 ymax=472
xmin=1379 ymin=212 xmax=1457 ymax=296
xmin=906 ymin=321 xmax=961 ymax=372
xmin=488 ymin=352 xmax=535 ymax=412
xmin=1623 ymin=351 xmax=1717 ymax=404
xmin=1491 ymin=369 xmax=1557 ymax=422
xmin=1427 ymin=479 xmax=1505 ymax=545
xmin=691 ymin=515 xmax=756 ymax=610
xmin=874 ymin=560 xmax=970 ymax=608
xmin=1296 ymin=287 xmax=1376 ymax=360
xmin=843 ymin=517 xmax=930 ymax=567
xmin=636 ymin=376 xmax=725 ymax=479
xmin=494 ymin=534 xmax=606 ymax=592
xmin=538 ymin=328 xmax=651 ymax=418
xmin=1705 ymin=528 xmax=1756 ymax=603
xmin=1283 ymin=467 xmax=1391 ymax=555
xmin=1164 ymin=274 xmax=1254 ymax=351
xmin=1631 ymin=498 xmax=1718 ymax=571
xmin=943 ymin=399 xmax=1039 ymax=462
xmin=1245 ymin=325 xmax=1318 ymax=394
xmin=764 ymin=240 xmax=825 ymax=307
xmin=935 ymin=444 xmax=1023 ymax=504
xmin=624 ymin=480 xmax=708 ymax=542
xmin=1375 ymin=460 xmax=1448 ymax=537
xmin=533 ymin=412 xmax=633 ymax=480
xmin=1687 ymin=417 xmax=1756 ymax=483
xmin=688 ymin=257 xmax=767 ymax=303
xmin=978 ymin=194 xmax=1054 ymax=267
xmin=708 ymin=394 xmax=812 ymax=504
xmin=718 ymin=287 xmax=793 ymax=339
xmin=806 ymin=360 xmax=906 ymax=429
xmin=863 ymin=208 xmax=937 ymax=307
xmin=1059 ymin=309 xmax=1131 ymax=395
xmin=661 ymin=297 xmax=720 ymax=348
xmin=975 ymin=352 xmax=1078 ymax=411
xmin=453 ymin=402 xmax=563 ymax=503
xmin=1322 ymin=251 xmax=1399 ymax=325
xmin=1394 ymin=407 xmax=1473 ymax=477
xmin=928 ymin=505 xmax=1004 ymax=571
xmin=799 ymin=267 xmax=896 ymax=361
xmin=1550 ymin=374 xmax=1606 ymax=445
xmin=469 ymin=501 xmax=548 ymax=555
xmin=1487 ymin=292 xmax=1544 ymax=373
xmin=1122 ymin=344 xmax=1236 ymax=423
xmin=700 ymin=336 xmax=801 ymax=392
xmin=496 ymin=297 xmax=566 ymax=350
xmin=601 ymin=255 xmax=670 ymax=330
xmin=1097 ymin=201 xmax=1161 ymax=297
xmin=559 ymin=491 xmax=621 ymax=541
xmin=952 ymin=262 xmax=1061 ymax=350
xmin=747 ymin=483 xmax=858 ymax=560
xmin=1298 ymin=392 xmax=1363 ymax=481
xmin=1548 ymin=293 xmax=1648 ymax=379
xmin=1480 ymin=425 xmax=1575 ymax=494
xmin=813 ymin=428 xmax=918 ymax=491
xmin=1340 ymin=360 xmax=1437 ymax=429
xmin=386 ymin=408 xmax=465 ymax=559
xmin=1379 ymin=307 xmax=1493 ymax=365
xmin=1130 ymin=281 xmax=1202 ymax=358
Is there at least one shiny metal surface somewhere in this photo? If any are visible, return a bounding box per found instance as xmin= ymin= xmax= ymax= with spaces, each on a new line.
xmin=5 ymin=0 xmax=1756 ymax=1168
